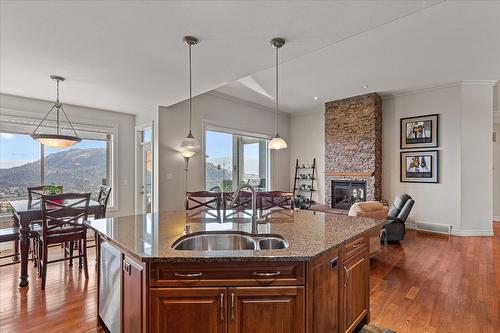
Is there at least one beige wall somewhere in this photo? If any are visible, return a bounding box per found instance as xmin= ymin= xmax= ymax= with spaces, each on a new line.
xmin=383 ymin=85 xmax=462 ymax=230
xmin=0 ymin=93 xmax=136 ymax=218
xmin=383 ymin=82 xmax=495 ymax=236
xmin=289 ymin=81 xmax=497 ymax=235
xmin=158 ymin=92 xmax=291 ymax=212
xmin=289 ymin=110 xmax=325 ymax=204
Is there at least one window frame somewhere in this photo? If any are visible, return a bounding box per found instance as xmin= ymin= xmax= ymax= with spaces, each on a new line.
xmin=0 ymin=110 xmax=118 ymax=215
xmin=202 ymin=122 xmax=271 ymax=192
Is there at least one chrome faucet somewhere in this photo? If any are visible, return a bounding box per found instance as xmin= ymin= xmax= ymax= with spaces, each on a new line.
xmin=229 ymin=183 xmax=259 ymax=234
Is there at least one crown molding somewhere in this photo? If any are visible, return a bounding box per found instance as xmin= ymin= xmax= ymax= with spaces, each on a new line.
xmin=206 ymin=91 xmax=290 ymax=118
xmin=381 ymin=81 xmax=462 ymax=100
xmin=382 ymin=80 xmax=500 ymax=100
xmin=461 ymin=80 xmax=498 ymax=86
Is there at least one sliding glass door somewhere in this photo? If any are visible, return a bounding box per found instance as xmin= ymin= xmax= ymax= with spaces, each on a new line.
xmin=205 ymin=129 xmax=269 ymax=191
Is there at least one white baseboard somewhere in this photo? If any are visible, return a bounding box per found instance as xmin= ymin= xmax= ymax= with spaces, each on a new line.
xmin=407 ymin=221 xmax=452 ymax=235
xmin=450 ymin=229 xmax=494 ymax=237
xmin=493 ymin=216 xmax=500 ymax=222
xmin=407 ymin=220 xmax=494 ymax=236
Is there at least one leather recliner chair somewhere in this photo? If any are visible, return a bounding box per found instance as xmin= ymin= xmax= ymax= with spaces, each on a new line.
xmin=383 ymin=193 xmax=415 ymax=241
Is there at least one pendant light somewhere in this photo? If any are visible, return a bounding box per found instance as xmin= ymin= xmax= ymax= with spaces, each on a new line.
xmin=268 ymin=37 xmax=288 ymax=150
xmin=180 ymin=36 xmax=201 ymax=150
xmin=31 ymin=75 xmax=81 ymax=148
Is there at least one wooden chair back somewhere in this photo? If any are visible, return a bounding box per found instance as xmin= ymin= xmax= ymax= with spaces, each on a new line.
xmin=259 ymin=191 xmax=295 ymax=210
xmin=185 ymin=191 xmax=221 ymax=219
xmin=185 ymin=191 xmax=221 ymax=211
xmin=223 ymin=191 xmax=257 ymax=218
xmin=97 ymin=185 xmax=112 ymax=218
xmin=41 ymin=193 xmax=90 ymax=242
xmin=28 ymin=185 xmax=63 ymax=201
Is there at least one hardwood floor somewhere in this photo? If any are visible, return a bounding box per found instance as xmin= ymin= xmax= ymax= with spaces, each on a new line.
xmin=0 ymin=247 xmax=101 ymax=333
xmin=370 ymin=223 xmax=500 ymax=333
xmin=0 ymin=224 xmax=499 ymax=332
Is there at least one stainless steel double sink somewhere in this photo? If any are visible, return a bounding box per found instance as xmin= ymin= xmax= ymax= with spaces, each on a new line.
xmin=172 ymin=231 xmax=288 ymax=251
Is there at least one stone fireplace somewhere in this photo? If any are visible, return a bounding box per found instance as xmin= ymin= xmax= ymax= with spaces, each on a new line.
xmin=331 ymin=180 xmax=366 ymax=210
xmin=325 ymin=93 xmax=382 ymax=209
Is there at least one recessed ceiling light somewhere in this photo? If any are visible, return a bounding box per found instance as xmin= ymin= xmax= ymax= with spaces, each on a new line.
xmin=314 ymin=96 xmax=318 ymax=100
xmin=362 ymin=84 xmax=369 ymax=89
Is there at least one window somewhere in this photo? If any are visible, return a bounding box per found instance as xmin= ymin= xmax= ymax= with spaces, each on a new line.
xmin=0 ymin=130 xmax=114 ymax=215
xmin=204 ymin=128 xmax=269 ymax=191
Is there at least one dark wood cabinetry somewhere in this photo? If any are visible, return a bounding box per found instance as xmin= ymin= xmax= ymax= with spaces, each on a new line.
xmin=306 ymin=249 xmax=340 ymax=333
xmin=98 ymin=231 xmax=372 ymax=333
xmin=341 ymin=248 xmax=369 ymax=333
xmin=150 ymin=287 xmax=227 ymax=333
xmin=122 ymin=256 xmax=146 ymax=333
xmin=228 ymin=286 xmax=304 ymax=333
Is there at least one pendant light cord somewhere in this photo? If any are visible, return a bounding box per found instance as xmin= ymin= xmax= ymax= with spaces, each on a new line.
xmin=275 ymin=46 xmax=279 ymax=135
xmin=31 ymin=77 xmax=79 ymax=138
xmin=188 ymin=43 xmax=193 ymax=134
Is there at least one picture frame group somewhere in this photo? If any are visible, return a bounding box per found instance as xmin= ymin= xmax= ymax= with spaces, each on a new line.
xmin=400 ymin=114 xmax=439 ymax=183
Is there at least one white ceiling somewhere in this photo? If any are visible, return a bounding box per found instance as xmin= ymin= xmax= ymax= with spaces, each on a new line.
xmin=0 ymin=0 xmax=449 ymax=115
xmin=216 ymin=1 xmax=500 ymax=113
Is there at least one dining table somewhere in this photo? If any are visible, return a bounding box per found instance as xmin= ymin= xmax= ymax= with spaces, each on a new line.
xmin=9 ymin=199 xmax=103 ymax=288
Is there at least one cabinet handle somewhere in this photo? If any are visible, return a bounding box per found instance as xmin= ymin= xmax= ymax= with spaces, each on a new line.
xmin=231 ymin=293 xmax=235 ymax=321
xmin=219 ymin=293 xmax=224 ymax=321
xmin=343 ymin=265 xmax=349 ymax=288
xmin=123 ymin=260 xmax=131 ymax=275
xmin=253 ymin=271 xmax=281 ymax=277
xmin=352 ymin=242 xmax=362 ymax=249
xmin=330 ymin=256 xmax=338 ymax=269
xmin=174 ymin=272 xmax=203 ymax=278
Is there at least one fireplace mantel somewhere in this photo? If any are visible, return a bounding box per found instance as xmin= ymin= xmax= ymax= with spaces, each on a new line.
xmin=325 ymin=171 xmax=374 ymax=177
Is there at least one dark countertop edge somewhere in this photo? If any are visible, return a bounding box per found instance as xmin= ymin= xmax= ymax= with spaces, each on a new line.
xmin=88 ymin=220 xmax=384 ymax=264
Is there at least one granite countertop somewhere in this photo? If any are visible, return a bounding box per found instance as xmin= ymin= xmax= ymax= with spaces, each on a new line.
xmin=86 ymin=209 xmax=384 ymax=263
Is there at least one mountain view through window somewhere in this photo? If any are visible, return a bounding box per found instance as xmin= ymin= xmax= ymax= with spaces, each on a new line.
xmin=0 ymin=132 xmax=109 ymax=214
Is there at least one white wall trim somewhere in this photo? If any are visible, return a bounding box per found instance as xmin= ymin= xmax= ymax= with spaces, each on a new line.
xmin=493 ymin=216 xmax=500 ymax=222
xmin=407 ymin=222 xmax=494 ymax=236
xmin=381 ymin=81 xmax=462 ymax=100
xmin=450 ymin=229 xmax=494 ymax=237
xmin=206 ymin=91 xmax=290 ymax=118
xmin=461 ymin=80 xmax=498 ymax=86
xmin=382 ymin=80 xmax=498 ymax=101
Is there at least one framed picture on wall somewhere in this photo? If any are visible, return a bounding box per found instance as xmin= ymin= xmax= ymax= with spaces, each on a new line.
xmin=400 ymin=114 xmax=439 ymax=149
xmin=400 ymin=150 xmax=439 ymax=183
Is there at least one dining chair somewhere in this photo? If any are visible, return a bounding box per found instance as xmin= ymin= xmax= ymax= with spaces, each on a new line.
xmin=185 ymin=191 xmax=222 ymax=218
xmin=223 ymin=190 xmax=256 ymax=218
xmin=88 ymin=185 xmax=112 ymax=253
xmin=36 ymin=193 xmax=90 ymax=290
xmin=97 ymin=185 xmax=112 ymax=218
xmin=259 ymin=191 xmax=295 ymax=210
xmin=28 ymin=185 xmax=63 ymax=201
xmin=0 ymin=226 xmax=20 ymax=267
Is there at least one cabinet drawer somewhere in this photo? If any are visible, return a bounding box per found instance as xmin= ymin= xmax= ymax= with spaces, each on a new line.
xmin=149 ymin=261 xmax=305 ymax=287
xmin=344 ymin=235 xmax=368 ymax=259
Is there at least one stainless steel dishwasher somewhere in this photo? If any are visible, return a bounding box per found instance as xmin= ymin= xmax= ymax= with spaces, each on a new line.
xmin=99 ymin=240 xmax=121 ymax=333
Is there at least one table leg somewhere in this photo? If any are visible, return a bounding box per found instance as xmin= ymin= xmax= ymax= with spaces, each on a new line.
xmin=19 ymin=217 xmax=31 ymax=288
xmin=12 ymin=214 xmax=20 ymax=261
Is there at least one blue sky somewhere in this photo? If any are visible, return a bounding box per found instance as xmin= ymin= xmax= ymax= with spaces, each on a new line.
xmin=205 ymin=130 xmax=260 ymax=174
xmin=0 ymin=132 xmax=105 ymax=168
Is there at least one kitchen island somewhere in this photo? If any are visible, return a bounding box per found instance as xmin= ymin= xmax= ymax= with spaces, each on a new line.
xmin=87 ymin=209 xmax=384 ymax=333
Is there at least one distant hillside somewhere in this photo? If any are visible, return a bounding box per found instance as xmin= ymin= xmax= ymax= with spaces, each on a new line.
xmin=0 ymin=148 xmax=106 ymax=197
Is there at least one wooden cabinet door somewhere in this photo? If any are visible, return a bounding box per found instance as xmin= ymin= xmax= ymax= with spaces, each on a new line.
xmin=150 ymin=287 xmax=227 ymax=333
xmin=122 ymin=257 xmax=144 ymax=333
xmin=342 ymin=251 xmax=369 ymax=333
xmin=228 ymin=286 xmax=305 ymax=333
xmin=308 ymin=252 xmax=340 ymax=333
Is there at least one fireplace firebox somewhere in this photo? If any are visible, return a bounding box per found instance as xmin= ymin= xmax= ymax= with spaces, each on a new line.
xmin=331 ymin=180 xmax=366 ymax=210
